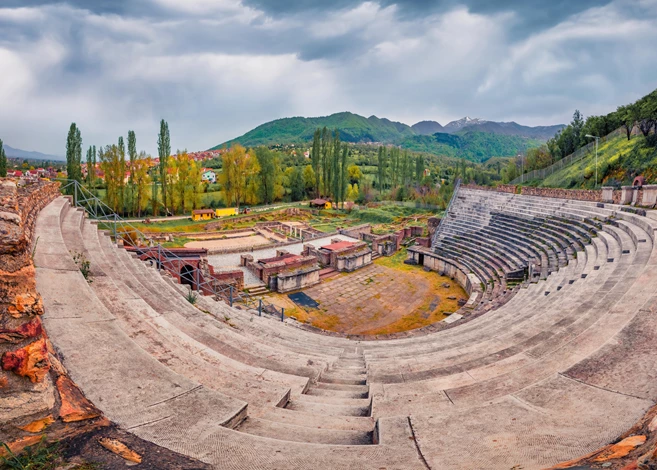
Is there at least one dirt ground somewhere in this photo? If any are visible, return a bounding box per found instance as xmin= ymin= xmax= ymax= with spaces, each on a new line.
xmin=265 ymin=253 xmax=468 ymax=335
xmin=184 ymin=234 xmax=271 ymax=250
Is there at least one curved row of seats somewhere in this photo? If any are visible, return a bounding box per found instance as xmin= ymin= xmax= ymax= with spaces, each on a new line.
xmin=34 ymin=187 xmax=657 ymax=469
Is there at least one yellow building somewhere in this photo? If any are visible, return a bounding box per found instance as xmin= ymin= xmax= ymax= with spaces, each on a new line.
xmin=215 ymin=207 xmax=238 ymax=217
xmin=192 ymin=209 xmax=216 ymax=221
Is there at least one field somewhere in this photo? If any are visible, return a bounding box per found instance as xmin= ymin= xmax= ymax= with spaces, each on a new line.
xmin=265 ymin=248 xmax=467 ymax=336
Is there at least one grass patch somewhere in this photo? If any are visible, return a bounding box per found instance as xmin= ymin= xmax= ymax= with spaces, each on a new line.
xmin=0 ymin=439 xmax=99 ymax=470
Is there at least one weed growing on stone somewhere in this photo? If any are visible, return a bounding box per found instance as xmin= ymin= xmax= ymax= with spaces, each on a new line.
xmin=185 ymin=289 xmax=198 ymax=305
xmin=71 ymin=251 xmax=92 ymax=283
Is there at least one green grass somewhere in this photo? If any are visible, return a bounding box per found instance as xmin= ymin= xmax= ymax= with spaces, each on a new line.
xmin=538 ymin=133 xmax=639 ymax=189
xmin=0 ymin=439 xmax=99 ymax=470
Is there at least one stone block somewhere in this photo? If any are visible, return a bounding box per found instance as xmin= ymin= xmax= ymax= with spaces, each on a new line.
xmin=641 ymin=185 xmax=657 ymax=207
xmin=601 ymin=186 xmax=614 ymax=203
xmin=621 ymin=186 xmax=635 ymax=205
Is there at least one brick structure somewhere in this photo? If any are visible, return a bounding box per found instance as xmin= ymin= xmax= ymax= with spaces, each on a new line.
xmin=127 ymin=247 xmax=244 ymax=292
xmin=241 ymin=250 xmax=320 ymax=293
xmin=303 ymin=239 xmax=372 ymax=272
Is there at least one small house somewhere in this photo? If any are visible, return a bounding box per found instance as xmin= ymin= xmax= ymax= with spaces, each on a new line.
xmin=202 ymin=169 xmax=216 ymax=184
xmin=309 ymin=198 xmax=332 ymax=210
xmin=191 ymin=209 xmax=216 ymax=221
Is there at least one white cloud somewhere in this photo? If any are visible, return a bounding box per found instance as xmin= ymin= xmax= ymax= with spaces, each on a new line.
xmin=0 ymin=0 xmax=656 ymax=155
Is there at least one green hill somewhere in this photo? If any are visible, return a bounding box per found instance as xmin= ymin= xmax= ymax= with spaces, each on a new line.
xmin=528 ymin=133 xmax=657 ymax=189
xmin=400 ymin=131 xmax=542 ymax=162
xmin=213 ymin=111 xmax=548 ymax=162
xmin=212 ymin=112 xmax=416 ymax=149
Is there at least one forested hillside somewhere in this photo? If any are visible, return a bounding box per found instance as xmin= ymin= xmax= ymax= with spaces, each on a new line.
xmin=214 ymin=112 xmax=557 ymax=162
xmin=400 ymin=131 xmax=542 ymax=162
xmin=505 ymin=87 xmax=657 ymax=186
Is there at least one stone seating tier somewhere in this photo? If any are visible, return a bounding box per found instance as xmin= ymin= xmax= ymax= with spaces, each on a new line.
xmin=32 ymin=188 xmax=657 ymax=470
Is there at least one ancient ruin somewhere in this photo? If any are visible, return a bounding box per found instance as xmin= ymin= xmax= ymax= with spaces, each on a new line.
xmin=6 ymin=179 xmax=657 ymax=469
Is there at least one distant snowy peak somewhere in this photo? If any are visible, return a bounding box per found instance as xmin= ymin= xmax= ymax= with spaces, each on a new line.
xmin=443 ymin=117 xmax=488 ymax=132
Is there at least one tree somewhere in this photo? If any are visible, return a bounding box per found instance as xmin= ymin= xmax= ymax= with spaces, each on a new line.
xmin=128 ymin=130 xmax=137 ymax=216
xmin=117 ymin=136 xmax=126 ymax=214
xmin=339 ymin=144 xmax=348 ymax=208
xmin=220 ymin=145 xmax=258 ymax=210
xmin=66 ymin=123 xmax=83 ymax=192
xmin=415 ymin=155 xmax=424 ymax=184
xmin=377 ymin=146 xmax=388 ymax=191
xmin=255 ymin=146 xmax=280 ymax=204
xmin=158 ymin=120 xmax=171 ymax=213
xmin=331 ymin=130 xmax=341 ymax=201
xmin=311 ymin=129 xmax=321 ymax=197
xmin=85 ymin=146 xmax=94 ymax=186
xmin=303 ymin=165 xmax=316 ymax=195
xmin=290 ymin=166 xmax=305 ymax=201
xmin=320 ymin=127 xmax=330 ymax=196
xmin=347 ymin=164 xmax=362 ymax=184
xmin=132 ymin=152 xmax=151 ymax=217
xmin=100 ymin=145 xmax=123 ymax=213
xmin=0 ymin=139 xmax=7 ymax=178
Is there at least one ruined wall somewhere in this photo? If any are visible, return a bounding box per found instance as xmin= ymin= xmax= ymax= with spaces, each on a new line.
xmin=520 ymin=186 xmax=602 ymax=202
xmin=0 ymin=180 xmax=102 ymax=453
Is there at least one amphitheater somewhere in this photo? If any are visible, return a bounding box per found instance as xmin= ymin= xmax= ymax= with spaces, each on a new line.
xmin=6 ymin=180 xmax=657 ymax=469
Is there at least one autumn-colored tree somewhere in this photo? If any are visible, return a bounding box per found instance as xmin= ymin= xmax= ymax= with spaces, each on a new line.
xmin=132 ymin=152 xmax=151 ymax=217
xmin=220 ymin=145 xmax=259 ymax=209
xmin=100 ymin=145 xmax=123 ymax=213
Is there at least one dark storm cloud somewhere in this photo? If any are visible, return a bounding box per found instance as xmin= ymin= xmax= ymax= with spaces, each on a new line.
xmin=0 ymin=0 xmax=655 ymax=156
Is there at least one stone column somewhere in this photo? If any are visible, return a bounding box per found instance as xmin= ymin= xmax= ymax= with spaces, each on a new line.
xmin=601 ymin=186 xmax=614 ymax=204
xmin=620 ymin=186 xmax=635 ymax=205
xmin=640 ymin=185 xmax=657 ymax=207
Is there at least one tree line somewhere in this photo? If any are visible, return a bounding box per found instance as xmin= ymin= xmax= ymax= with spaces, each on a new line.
xmin=65 ymin=120 xmax=204 ymax=217
xmin=506 ymin=89 xmax=657 ymax=181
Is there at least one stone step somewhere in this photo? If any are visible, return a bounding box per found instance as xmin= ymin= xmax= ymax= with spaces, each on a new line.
xmin=259 ymin=407 xmax=375 ymax=432
xmin=285 ymin=399 xmax=370 ymax=417
xmin=237 ymin=417 xmax=373 ymax=445
xmin=320 ymin=372 xmax=367 ymax=385
xmin=295 ymin=393 xmax=371 ymax=407
xmin=314 ymin=382 xmax=370 ymax=393
xmin=305 ymin=387 xmax=369 ymax=399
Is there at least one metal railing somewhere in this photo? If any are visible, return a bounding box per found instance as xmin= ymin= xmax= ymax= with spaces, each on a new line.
xmin=432 ymin=178 xmax=461 ymax=247
xmin=58 ymin=179 xmax=286 ymax=320
xmin=509 ymin=127 xmax=624 ymax=185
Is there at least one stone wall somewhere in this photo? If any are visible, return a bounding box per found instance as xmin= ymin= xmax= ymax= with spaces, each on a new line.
xmin=0 ymin=180 xmax=102 ymax=452
xmin=520 ymin=186 xmax=602 ymax=202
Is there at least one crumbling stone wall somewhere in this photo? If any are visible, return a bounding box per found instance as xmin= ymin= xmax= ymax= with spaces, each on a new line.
xmin=520 ymin=186 xmax=602 ymax=201
xmin=0 ymin=180 xmax=102 ymax=454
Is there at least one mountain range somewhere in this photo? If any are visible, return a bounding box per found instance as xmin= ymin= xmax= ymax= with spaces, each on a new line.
xmin=212 ymin=112 xmax=564 ymax=162
xmin=4 ymin=144 xmax=64 ymax=161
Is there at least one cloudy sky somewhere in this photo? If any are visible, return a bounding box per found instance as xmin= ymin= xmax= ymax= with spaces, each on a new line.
xmin=1 ymin=0 xmax=656 ymax=156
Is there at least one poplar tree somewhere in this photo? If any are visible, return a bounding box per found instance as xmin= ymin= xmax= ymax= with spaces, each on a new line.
xmin=311 ymin=129 xmax=321 ymax=198
xmin=320 ymin=127 xmax=330 ymax=196
xmin=331 ymin=129 xmax=341 ymax=200
xmin=118 ymin=136 xmax=126 ymax=214
xmin=128 ymin=130 xmax=137 ymax=216
xmin=340 ymin=144 xmax=348 ymax=208
xmin=0 ymin=139 xmax=7 ymax=178
xmin=86 ymin=146 xmax=94 ymax=186
xmin=66 ymin=123 xmax=83 ymax=194
xmin=157 ymin=120 xmax=171 ymax=214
